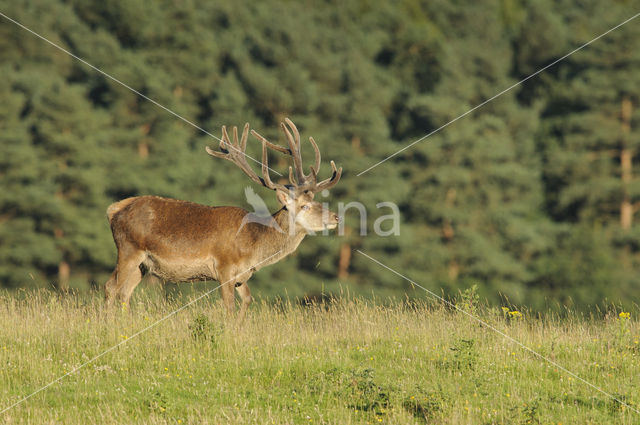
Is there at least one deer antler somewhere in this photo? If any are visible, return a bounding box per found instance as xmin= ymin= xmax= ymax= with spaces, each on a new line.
xmin=206 ymin=124 xmax=261 ymax=186
xmin=208 ymin=120 xmax=341 ymax=194
xmin=207 ymin=123 xmax=291 ymax=192
xmin=251 ymin=118 xmax=342 ymax=194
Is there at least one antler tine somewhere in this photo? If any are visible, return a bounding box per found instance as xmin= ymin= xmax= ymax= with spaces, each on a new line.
xmin=281 ymin=119 xmax=323 ymax=188
xmin=284 ymin=117 xmax=301 ymax=146
xmin=308 ymin=136 xmax=321 ymax=176
xmin=206 ymin=123 xmax=267 ymax=188
xmin=250 ymin=128 xmax=291 ymax=192
xmin=314 ymin=160 xmax=342 ymax=192
xmin=260 ymin=139 xmax=289 ymax=192
xmin=250 ymin=129 xmax=291 ymax=155
xmin=240 ymin=123 xmax=249 ymax=151
xmin=206 ymin=125 xmax=230 ymax=158
xmin=232 ymin=125 xmax=239 ymax=152
xmin=281 ymin=120 xmax=306 ymax=185
xmin=288 ymin=166 xmax=296 ymax=186
xmin=221 ymin=125 xmax=231 ymax=151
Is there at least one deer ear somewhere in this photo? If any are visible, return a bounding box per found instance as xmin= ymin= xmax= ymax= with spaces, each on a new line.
xmin=276 ymin=189 xmax=294 ymax=207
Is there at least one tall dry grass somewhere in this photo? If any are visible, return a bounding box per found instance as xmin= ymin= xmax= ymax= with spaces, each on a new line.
xmin=0 ymin=288 xmax=638 ymax=424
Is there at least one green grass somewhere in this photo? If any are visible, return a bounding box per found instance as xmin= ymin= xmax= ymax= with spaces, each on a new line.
xmin=0 ymin=289 xmax=639 ymax=424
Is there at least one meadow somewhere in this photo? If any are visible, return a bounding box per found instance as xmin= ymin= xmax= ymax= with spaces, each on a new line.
xmin=0 ymin=289 xmax=639 ymax=424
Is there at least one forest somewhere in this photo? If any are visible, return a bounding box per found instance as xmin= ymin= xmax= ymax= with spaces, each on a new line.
xmin=1 ymin=0 xmax=640 ymax=310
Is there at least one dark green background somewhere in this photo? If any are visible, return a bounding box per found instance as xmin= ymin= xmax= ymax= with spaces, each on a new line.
xmin=1 ymin=0 xmax=639 ymax=310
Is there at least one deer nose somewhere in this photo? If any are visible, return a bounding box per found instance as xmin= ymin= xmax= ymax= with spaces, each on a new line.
xmin=332 ymin=213 xmax=340 ymax=223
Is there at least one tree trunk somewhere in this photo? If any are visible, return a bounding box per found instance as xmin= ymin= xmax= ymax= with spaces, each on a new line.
xmin=58 ymin=261 xmax=70 ymax=292
xmin=338 ymin=243 xmax=351 ymax=280
xmin=138 ymin=141 xmax=149 ymax=159
xmin=620 ymin=97 xmax=633 ymax=230
xmin=139 ymin=123 xmax=151 ymax=159
xmin=448 ymin=259 xmax=460 ymax=281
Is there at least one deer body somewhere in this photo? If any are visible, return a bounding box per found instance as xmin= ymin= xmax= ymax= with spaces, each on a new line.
xmin=107 ymin=196 xmax=308 ymax=282
xmin=105 ymin=119 xmax=341 ymax=318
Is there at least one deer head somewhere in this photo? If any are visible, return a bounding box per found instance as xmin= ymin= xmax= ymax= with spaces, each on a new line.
xmin=206 ymin=118 xmax=342 ymax=234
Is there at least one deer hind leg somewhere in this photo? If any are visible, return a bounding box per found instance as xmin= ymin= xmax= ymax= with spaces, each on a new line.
xmin=108 ymin=249 xmax=146 ymax=307
xmin=235 ymin=282 xmax=253 ymax=323
xmin=117 ymin=255 xmax=146 ymax=306
xmin=104 ymin=269 xmax=118 ymax=306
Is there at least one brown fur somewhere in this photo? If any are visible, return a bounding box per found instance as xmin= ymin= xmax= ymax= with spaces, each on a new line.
xmin=104 ymin=194 xmax=339 ymax=319
xmin=106 ymin=119 xmax=342 ymax=320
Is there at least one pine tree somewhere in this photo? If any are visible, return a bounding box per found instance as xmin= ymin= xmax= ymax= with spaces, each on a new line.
xmin=530 ymin=0 xmax=640 ymax=304
xmin=359 ymin=0 xmax=555 ymax=304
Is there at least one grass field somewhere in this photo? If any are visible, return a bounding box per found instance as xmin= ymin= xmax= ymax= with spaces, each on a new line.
xmin=0 ymin=289 xmax=639 ymax=424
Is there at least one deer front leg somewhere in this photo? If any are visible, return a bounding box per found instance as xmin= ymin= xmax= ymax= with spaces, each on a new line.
xmin=218 ymin=276 xmax=235 ymax=315
xmin=235 ymin=281 xmax=253 ymax=323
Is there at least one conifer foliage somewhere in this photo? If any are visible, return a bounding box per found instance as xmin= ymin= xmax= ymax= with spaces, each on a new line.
xmin=1 ymin=0 xmax=639 ymax=308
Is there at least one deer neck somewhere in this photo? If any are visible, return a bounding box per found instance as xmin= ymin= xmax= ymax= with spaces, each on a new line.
xmin=269 ymin=207 xmax=307 ymax=252
xmin=234 ymin=207 xmax=307 ymax=268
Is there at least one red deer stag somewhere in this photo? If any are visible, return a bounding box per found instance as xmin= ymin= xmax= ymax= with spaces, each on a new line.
xmin=104 ymin=118 xmax=342 ymax=318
